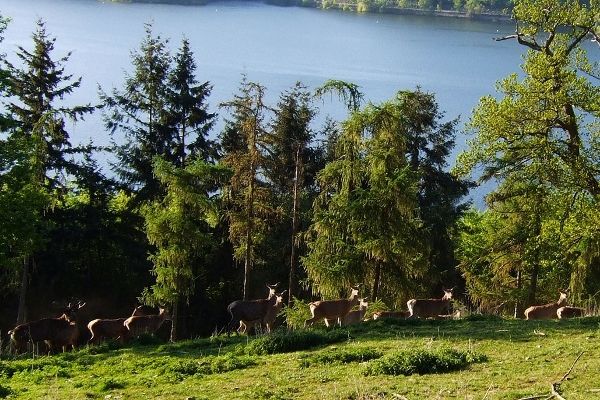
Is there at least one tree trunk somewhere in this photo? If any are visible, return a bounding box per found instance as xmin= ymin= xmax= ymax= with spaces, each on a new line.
xmin=372 ymin=262 xmax=381 ymax=300
xmin=288 ymin=146 xmax=301 ymax=306
xmin=243 ymin=126 xmax=257 ymax=301
xmin=170 ymin=298 xmax=179 ymax=342
xmin=514 ymin=269 xmax=523 ymax=318
xmin=16 ymin=256 xmax=30 ymax=324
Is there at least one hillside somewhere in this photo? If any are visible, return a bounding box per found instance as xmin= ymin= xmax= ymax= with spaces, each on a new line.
xmin=1 ymin=317 xmax=599 ymax=399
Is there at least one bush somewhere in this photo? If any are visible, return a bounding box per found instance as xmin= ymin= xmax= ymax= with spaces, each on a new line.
xmin=364 ymin=348 xmax=487 ymax=376
xmin=282 ymin=298 xmax=312 ymax=330
xmin=299 ymin=347 xmax=382 ymax=367
xmin=165 ymin=354 xmax=257 ymax=378
xmin=246 ymin=329 xmax=350 ymax=355
xmin=0 ymin=383 xmax=12 ymax=399
xmin=97 ymin=378 xmax=126 ymax=392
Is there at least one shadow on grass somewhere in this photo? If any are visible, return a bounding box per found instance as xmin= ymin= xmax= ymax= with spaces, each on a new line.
xmin=343 ymin=315 xmax=600 ymax=342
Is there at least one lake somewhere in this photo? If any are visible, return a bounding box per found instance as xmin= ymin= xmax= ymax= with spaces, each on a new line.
xmin=1 ymin=0 xmax=524 ymax=201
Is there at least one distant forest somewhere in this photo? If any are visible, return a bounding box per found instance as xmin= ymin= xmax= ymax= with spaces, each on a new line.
xmin=1 ymin=0 xmax=598 ymax=342
xmin=112 ymin=0 xmax=514 ymax=17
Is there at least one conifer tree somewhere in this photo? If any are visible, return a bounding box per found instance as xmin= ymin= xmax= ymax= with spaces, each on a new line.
xmin=267 ymin=83 xmax=316 ymax=304
xmin=101 ymin=23 xmax=172 ymax=202
xmin=220 ymin=77 xmax=275 ymax=300
xmin=2 ymin=19 xmax=93 ymax=322
xmin=166 ymin=38 xmax=217 ymax=166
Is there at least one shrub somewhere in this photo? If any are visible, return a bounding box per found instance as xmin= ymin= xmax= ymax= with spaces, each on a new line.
xmin=364 ymin=348 xmax=486 ymax=376
xmin=97 ymin=378 xmax=126 ymax=392
xmin=363 ymin=299 xmax=388 ymax=321
xmin=299 ymin=347 xmax=382 ymax=367
xmin=0 ymin=383 xmax=12 ymax=399
xmin=165 ymin=354 xmax=257 ymax=378
xmin=246 ymin=330 xmax=349 ymax=355
xmin=282 ymin=298 xmax=312 ymax=330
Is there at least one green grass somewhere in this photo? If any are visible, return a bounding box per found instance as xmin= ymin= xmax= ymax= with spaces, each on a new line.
xmin=0 ymin=317 xmax=599 ymax=399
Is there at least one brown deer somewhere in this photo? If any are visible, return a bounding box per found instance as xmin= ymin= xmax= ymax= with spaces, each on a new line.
xmin=407 ymin=288 xmax=454 ymax=319
xmin=87 ymin=306 xmax=151 ymax=344
xmin=557 ymin=306 xmax=585 ymax=319
xmin=524 ymin=291 xmax=568 ymax=320
xmin=340 ymin=298 xmax=368 ymax=326
xmin=9 ymin=301 xmax=86 ymax=354
xmin=304 ymin=286 xmax=360 ymax=327
xmin=372 ymin=310 xmax=410 ymax=320
xmin=238 ymin=291 xmax=287 ymax=334
xmin=227 ymin=283 xmax=280 ymax=333
xmin=123 ymin=307 xmax=170 ymax=339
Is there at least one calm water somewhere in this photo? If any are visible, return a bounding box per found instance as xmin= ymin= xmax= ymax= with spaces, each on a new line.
xmin=1 ymin=0 xmax=524 ymax=200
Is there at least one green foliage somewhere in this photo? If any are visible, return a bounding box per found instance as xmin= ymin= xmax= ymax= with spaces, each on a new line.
xmin=363 ymin=298 xmax=387 ymax=320
xmin=97 ymin=378 xmax=126 ymax=392
xmin=304 ymin=90 xmax=432 ymax=300
xmin=220 ymin=77 xmax=277 ymax=299
xmin=101 ymin=23 xmax=173 ymax=201
xmin=141 ymin=157 xmax=229 ymax=312
xmin=282 ymin=298 xmax=312 ymax=330
xmin=0 ymin=383 xmax=10 ymax=398
xmin=163 ymin=353 xmax=257 ymax=378
xmin=245 ymin=329 xmax=349 ymax=355
xmin=455 ymin=0 xmax=600 ymax=307
xmin=299 ymin=347 xmax=382 ymax=367
xmin=364 ymin=348 xmax=487 ymax=376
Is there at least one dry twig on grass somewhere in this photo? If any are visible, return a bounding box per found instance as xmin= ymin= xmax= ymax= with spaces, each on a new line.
xmin=517 ymin=351 xmax=585 ymax=400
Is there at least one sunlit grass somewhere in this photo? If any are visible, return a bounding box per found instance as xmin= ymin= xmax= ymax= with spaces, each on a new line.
xmin=0 ymin=317 xmax=598 ymax=399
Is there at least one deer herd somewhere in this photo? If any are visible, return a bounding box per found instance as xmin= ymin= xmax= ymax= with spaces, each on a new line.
xmin=5 ymin=283 xmax=589 ymax=354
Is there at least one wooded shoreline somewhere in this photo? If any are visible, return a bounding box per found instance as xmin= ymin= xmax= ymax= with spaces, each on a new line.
xmin=108 ymin=0 xmax=512 ymax=21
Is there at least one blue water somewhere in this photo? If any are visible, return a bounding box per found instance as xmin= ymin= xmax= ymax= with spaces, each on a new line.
xmin=1 ymin=0 xmax=525 ymax=202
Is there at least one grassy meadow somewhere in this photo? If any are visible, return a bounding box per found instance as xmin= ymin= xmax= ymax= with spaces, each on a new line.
xmin=1 ymin=316 xmax=599 ymax=399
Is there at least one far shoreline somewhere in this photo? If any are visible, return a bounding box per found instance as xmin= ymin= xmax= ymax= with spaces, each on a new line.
xmin=106 ymin=0 xmax=513 ymax=22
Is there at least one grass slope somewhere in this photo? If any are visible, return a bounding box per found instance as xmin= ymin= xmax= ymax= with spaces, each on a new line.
xmin=1 ymin=317 xmax=599 ymax=399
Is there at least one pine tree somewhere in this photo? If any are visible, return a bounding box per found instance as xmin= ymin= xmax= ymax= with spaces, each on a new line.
xmin=267 ymin=82 xmax=316 ymax=304
xmin=2 ymin=19 xmax=93 ymax=323
xmin=101 ymin=23 xmax=173 ymax=202
xmin=166 ymin=38 xmax=217 ymax=167
xmin=220 ymin=77 xmax=275 ymax=300
xmin=142 ymin=157 xmax=229 ymax=341
xmin=5 ymin=19 xmax=94 ymax=188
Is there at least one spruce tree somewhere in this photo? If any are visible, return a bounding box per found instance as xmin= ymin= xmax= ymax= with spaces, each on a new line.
xmin=2 ymin=19 xmax=93 ymax=322
xmin=101 ymin=23 xmax=172 ymax=202
xmin=220 ymin=77 xmax=275 ymax=300
xmin=166 ymin=38 xmax=217 ymax=166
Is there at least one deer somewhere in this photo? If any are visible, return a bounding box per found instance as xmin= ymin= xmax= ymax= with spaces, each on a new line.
xmin=304 ymin=285 xmax=360 ymax=327
xmin=8 ymin=301 xmax=86 ymax=354
xmin=339 ymin=298 xmax=368 ymax=326
xmin=123 ymin=307 xmax=170 ymax=339
xmin=557 ymin=306 xmax=586 ymax=319
xmin=227 ymin=283 xmax=280 ymax=333
xmin=524 ymin=290 xmax=568 ymax=320
xmin=87 ymin=306 xmax=151 ymax=345
xmin=238 ymin=291 xmax=287 ymax=334
xmin=407 ymin=288 xmax=454 ymax=319
xmin=372 ymin=310 xmax=410 ymax=320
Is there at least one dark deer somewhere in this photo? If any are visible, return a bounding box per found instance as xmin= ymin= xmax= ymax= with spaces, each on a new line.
xmin=238 ymin=291 xmax=287 ymax=334
xmin=9 ymin=301 xmax=86 ymax=354
xmin=227 ymin=283 xmax=280 ymax=333
xmin=304 ymin=286 xmax=360 ymax=327
xmin=557 ymin=306 xmax=586 ymax=319
xmin=407 ymin=288 xmax=454 ymax=319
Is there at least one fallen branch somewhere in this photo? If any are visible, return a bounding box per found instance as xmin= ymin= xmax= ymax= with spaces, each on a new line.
xmin=517 ymin=351 xmax=585 ymax=400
